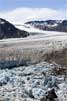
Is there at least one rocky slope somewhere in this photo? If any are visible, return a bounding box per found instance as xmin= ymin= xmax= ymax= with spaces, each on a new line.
xmin=0 ymin=18 xmax=29 ymax=39
xmin=25 ymin=20 xmax=67 ymax=32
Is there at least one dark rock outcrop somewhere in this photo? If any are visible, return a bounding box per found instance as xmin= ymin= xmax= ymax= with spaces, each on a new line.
xmin=40 ymin=88 xmax=58 ymax=101
xmin=0 ymin=18 xmax=29 ymax=39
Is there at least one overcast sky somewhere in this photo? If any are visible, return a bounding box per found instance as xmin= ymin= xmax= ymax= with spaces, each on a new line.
xmin=0 ymin=0 xmax=67 ymax=24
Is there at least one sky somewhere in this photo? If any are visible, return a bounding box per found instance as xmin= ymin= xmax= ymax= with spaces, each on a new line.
xmin=0 ymin=0 xmax=67 ymax=24
xmin=0 ymin=0 xmax=66 ymax=11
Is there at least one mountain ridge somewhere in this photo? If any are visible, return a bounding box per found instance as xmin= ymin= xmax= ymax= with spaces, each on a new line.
xmin=0 ymin=18 xmax=29 ymax=39
xmin=25 ymin=20 xmax=67 ymax=32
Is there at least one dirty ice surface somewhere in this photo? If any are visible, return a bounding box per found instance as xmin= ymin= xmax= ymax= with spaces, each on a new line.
xmin=0 ymin=62 xmax=67 ymax=101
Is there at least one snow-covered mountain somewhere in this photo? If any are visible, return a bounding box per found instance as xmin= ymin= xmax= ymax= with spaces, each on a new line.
xmin=0 ymin=18 xmax=66 ymax=40
xmin=0 ymin=18 xmax=29 ymax=39
xmin=25 ymin=20 xmax=67 ymax=32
